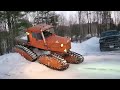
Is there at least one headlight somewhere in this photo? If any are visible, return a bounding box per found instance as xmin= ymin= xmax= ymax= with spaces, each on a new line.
xmin=64 ymin=49 xmax=67 ymax=52
xmin=26 ymin=32 xmax=30 ymax=35
xmin=61 ymin=44 xmax=64 ymax=47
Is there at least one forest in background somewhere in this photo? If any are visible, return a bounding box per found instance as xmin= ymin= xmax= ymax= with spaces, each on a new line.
xmin=0 ymin=11 xmax=120 ymax=55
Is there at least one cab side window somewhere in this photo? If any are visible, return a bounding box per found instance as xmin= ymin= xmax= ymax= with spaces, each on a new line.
xmin=32 ymin=32 xmax=43 ymax=40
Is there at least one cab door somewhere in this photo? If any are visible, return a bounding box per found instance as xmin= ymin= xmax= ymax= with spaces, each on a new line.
xmin=31 ymin=32 xmax=45 ymax=49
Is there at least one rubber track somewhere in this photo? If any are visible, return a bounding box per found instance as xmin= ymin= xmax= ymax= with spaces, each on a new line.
xmin=38 ymin=53 xmax=69 ymax=71
xmin=67 ymin=51 xmax=84 ymax=63
xmin=15 ymin=45 xmax=37 ymax=60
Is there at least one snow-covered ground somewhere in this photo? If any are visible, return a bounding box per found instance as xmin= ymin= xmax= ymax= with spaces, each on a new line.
xmin=1 ymin=37 xmax=120 ymax=79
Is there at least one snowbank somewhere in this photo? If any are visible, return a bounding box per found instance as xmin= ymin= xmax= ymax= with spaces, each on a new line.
xmin=0 ymin=53 xmax=49 ymax=79
xmin=71 ymin=37 xmax=100 ymax=55
xmin=21 ymin=36 xmax=27 ymax=40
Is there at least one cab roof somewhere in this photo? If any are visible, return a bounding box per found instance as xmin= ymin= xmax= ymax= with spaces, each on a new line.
xmin=26 ymin=24 xmax=54 ymax=33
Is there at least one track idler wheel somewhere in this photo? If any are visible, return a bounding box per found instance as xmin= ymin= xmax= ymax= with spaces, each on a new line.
xmin=37 ymin=55 xmax=69 ymax=71
xmin=63 ymin=51 xmax=84 ymax=64
xmin=13 ymin=47 xmax=35 ymax=62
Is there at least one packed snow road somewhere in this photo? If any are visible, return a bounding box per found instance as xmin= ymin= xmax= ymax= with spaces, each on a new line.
xmin=0 ymin=37 xmax=120 ymax=79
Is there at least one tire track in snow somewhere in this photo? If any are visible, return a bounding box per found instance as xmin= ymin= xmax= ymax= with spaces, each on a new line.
xmin=84 ymin=67 xmax=120 ymax=72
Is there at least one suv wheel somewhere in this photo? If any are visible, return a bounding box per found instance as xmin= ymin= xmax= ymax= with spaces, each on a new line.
xmin=100 ymin=43 xmax=104 ymax=51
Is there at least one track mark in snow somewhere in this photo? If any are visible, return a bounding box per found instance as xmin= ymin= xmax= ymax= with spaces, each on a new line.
xmin=84 ymin=68 xmax=120 ymax=72
xmin=4 ymin=73 xmax=11 ymax=76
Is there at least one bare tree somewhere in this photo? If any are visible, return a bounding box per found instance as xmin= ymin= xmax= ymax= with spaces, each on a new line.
xmin=86 ymin=11 xmax=92 ymax=35
xmin=58 ymin=13 xmax=67 ymax=26
xmin=55 ymin=13 xmax=68 ymax=36
xmin=89 ymin=11 xmax=92 ymax=36
xmin=116 ymin=11 xmax=120 ymax=25
xmin=114 ymin=11 xmax=117 ymax=25
xmin=78 ymin=11 xmax=82 ymax=42
xmin=68 ymin=13 xmax=78 ymax=41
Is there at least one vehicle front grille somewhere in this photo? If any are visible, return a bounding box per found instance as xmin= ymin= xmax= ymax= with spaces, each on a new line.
xmin=105 ymin=37 xmax=118 ymax=42
xmin=103 ymin=41 xmax=120 ymax=47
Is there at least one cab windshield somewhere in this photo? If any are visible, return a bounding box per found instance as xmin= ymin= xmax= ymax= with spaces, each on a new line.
xmin=46 ymin=28 xmax=55 ymax=34
xmin=43 ymin=28 xmax=54 ymax=38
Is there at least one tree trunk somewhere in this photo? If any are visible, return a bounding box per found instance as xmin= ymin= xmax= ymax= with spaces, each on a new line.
xmin=78 ymin=11 xmax=82 ymax=43
xmin=6 ymin=11 xmax=14 ymax=52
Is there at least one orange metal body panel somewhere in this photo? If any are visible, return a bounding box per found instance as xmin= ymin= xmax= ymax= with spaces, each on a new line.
xmin=28 ymin=33 xmax=71 ymax=53
xmin=45 ymin=34 xmax=71 ymax=52
xmin=28 ymin=33 xmax=48 ymax=50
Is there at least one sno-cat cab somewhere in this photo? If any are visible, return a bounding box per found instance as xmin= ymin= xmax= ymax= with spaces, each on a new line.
xmin=14 ymin=24 xmax=84 ymax=71
xmin=25 ymin=24 xmax=71 ymax=53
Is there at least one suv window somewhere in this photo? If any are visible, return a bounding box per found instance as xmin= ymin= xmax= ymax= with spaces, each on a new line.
xmin=101 ymin=30 xmax=119 ymax=37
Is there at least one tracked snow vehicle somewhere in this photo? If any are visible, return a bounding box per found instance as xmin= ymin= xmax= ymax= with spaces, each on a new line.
xmin=13 ymin=24 xmax=84 ymax=71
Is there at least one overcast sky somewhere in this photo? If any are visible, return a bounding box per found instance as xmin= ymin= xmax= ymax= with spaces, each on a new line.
xmin=56 ymin=11 xmax=117 ymax=25
xmin=56 ymin=11 xmax=115 ymax=18
xmin=56 ymin=11 xmax=77 ymax=19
